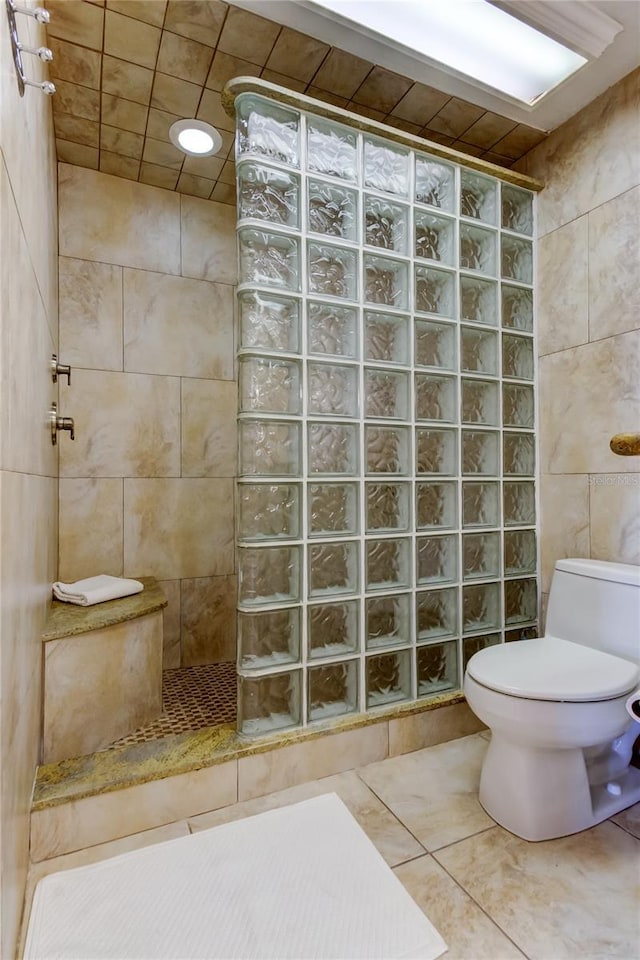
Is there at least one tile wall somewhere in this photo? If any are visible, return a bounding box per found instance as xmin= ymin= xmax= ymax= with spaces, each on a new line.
xmin=0 ymin=2 xmax=59 ymax=955
xmin=515 ymin=68 xmax=640 ymax=611
xmin=57 ymin=163 xmax=238 ymax=667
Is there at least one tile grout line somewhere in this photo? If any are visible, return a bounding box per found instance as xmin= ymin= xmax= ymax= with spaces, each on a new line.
xmin=352 ymin=767 xmax=428 ymax=855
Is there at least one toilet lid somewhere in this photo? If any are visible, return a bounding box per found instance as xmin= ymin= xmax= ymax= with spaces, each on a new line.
xmin=466 ymin=637 xmax=640 ymax=702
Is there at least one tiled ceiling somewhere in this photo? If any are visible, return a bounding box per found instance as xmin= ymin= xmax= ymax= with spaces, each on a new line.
xmin=44 ymin=0 xmax=548 ymax=204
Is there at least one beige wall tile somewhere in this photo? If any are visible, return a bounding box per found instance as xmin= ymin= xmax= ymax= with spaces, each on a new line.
xmin=176 ymin=173 xmax=214 ymax=199
xmin=102 ymin=56 xmax=154 ymax=105
xmin=210 ymin=181 xmax=236 ymax=205
xmin=428 ymin=98 xmax=484 ymax=138
xmin=59 ymin=164 xmax=181 ymax=273
xmin=181 ymin=378 xmax=236 ymax=477
xmin=104 ymin=9 xmax=161 ymax=69
xmin=139 ymin=162 xmax=179 ymax=190
xmin=158 ymin=579 xmax=181 ymax=669
xmin=101 ymin=93 xmax=149 ymax=134
xmin=539 ymin=475 xmax=590 ymax=593
xmin=164 ymin=0 xmax=226 ymax=46
xmin=142 ymin=136 xmax=184 ymax=170
xmin=59 ymin=370 xmax=180 ymax=478
xmin=99 ymin=152 xmax=141 ymax=181
xmin=259 ymin=70 xmax=307 ymax=94
xmin=46 ymin=0 xmax=104 ymax=48
xmin=181 ymin=575 xmax=237 ymax=665
xmin=100 ymin=125 xmax=144 ymax=160
xmin=265 ymin=27 xmax=329 ymax=83
xmin=151 ymin=72 xmax=202 ymax=116
xmin=311 ymin=48 xmax=372 ymax=99
xmin=238 ymin=723 xmax=388 ymax=800
xmin=218 ymin=6 xmax=280 ymax=65
xmin=48 ymin=37 xmax=102 ymax=88
xmin=53 ymin=79 xmax=100 ymax=121
xmin=106 ymin=0 xmax=167 ymax=27
xmin=390 ymin=83 xmax=449 ymax=126
xmin=205 ymin=50 xmax=261 ymax=91
xmin=56 ymin=139 xmax=99 ymax=169
xmin=195 ymin=88 xmax=236 ymax=133
xmin=181 ymin=195 xmax=237 ymax=284
xmin=491 ymin=124 xmax=546 ymax=160
xmin=181 ymin=152 xmax=224 ymax=181
xmin=54 ymin=113 xmax=100 ymax=148
xmin=59 ymin=257 xmax=123 ymax=371
xmin=588 ymin=186 xmax=640 ymax=342
xmin=59 ymin=478 xmax=123 ymax=581
xmin=537 ymin=216 xmax=588 ymax=356
xmin=388 ymin=702 xmax=485 ymax=757
xmin=146 ymin=107 xmax=180 ymax=141
xmin=589 ymin=474 xmax=640 ymax=565
xmin=123 ymin=269 xmax=233 ymax=379
xmin=461 ymin=112 xmax=516 ymax=149
xmin=156 ymin=30 xmax=214 ymax=86
xmin=30 ymin=760 xmax=237 ymax=861
xmin=352 ymin=66 xmax=412 ymax=114
xmin=124 ymin=478 xmax=235 ymax=579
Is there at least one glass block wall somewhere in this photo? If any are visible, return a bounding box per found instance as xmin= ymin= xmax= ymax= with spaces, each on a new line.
xmin=234 ymin=93 xmax=537 ymax=737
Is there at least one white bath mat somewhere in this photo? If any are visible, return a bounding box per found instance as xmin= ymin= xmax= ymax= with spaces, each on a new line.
xmin=25 ymin=793 xmax=446 ymax=960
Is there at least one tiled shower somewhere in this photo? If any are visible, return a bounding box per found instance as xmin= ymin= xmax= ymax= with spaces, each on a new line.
xmin=234 ymin=93 xmax=538 ymax=736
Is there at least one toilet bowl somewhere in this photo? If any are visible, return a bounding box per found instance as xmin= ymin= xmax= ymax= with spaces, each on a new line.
xmin=464 ymin=558 xmax=640 ymax=841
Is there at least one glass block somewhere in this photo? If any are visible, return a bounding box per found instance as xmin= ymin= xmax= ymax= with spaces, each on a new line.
xmin=308 ymin=362 xmax=358 ymax=417
xmin=308 ymin=242 xmax=357 ymax=300
xmin=460 ymin=170 xmax=497 ymax=224
xmin=238 ymin=483 xmax=300 ymax=540
xmin=238 ymin=291 xmax=300 ymax=354
xmin=365 ymin=369 xmax=409 ymax=419
xmin=309 ymin=483 xmax=358 ymax=538
xmin=239 ymin=356 xmax=301 ymax=415
xmin=503 ymin=333 xmax=534 ymax=380
xmin=463 ymin=532 xmax=500 ymax=580
xmin=460 ymin=276 xmax=498 ymax=325
xmin=307 ymin=179 xmax=358 ymax=241
xmin=364 ymin=196 xmax=409 ymax=253
xmin=503 ymin=432 xmax=535 ymax=476
xmin=417 ymin=534 xmax=458 ymax=584
xmin=502 ymin=185 xmax=534 ymax=235
xmin=461 ymin=378 xmax=499 ymax=426
xmin=239 ymin=420 xmax=300 ymax=476
xmin=462 ymin=481 xmax=500 ymax=527
xmin=237 ymin=95 xmax=299 ymax=167
xmin=416 ymin=481 xmax=457 ymax=530
xmin=506 ymin=624 xmax=538 ymax=642
xmin=308 ymin=600 xmax=359 ymax=659
xmin=238 ymin=545 xmax=300 ymax=605
xmin=502 ymin=236 xmax=533 ymax=284
xmin=366 ymin=594 xmax=411 ymax=649
xmin=308 ymin=660 xmax=358 ymax=720
xmin=505 ymin=577 xmax=538 ymax=624
xmin=308 ymin=422 xmax=358 ymax=475
xmin=415 ymin=155 xmax=455 ymax=211
xmin=417 ymin=640 xmax=458 ymax=696
xmin=503 ymin=481 xmax=536 ymax=526
xmin=238 ymin=607 xmax=301 ymax=669
xmin=365 ymin=312 xmax=409 ymax=364
xmin=502 ymin=285 xmax=533 ymax=332
xmin=504 ymin=529 xmax=537 ymax=575
xmin=415 ymin=374 xmax=457 ymax=422
xmin=366 ymin=425 xmax=410 ymax=474
xmin=416 ymin=428 xmax=457 ymax=475
xmin=307 ymin=302 xmax=358 ymax=358
xmin=366 ymin=650 xmax=411 ymax=707
xmin=415 ymin=211 xmax=455 ymax=265
xmin=237 ymin=163 xmax=299 ymax=228
xmin=463 ymin=634 xmax=500 ymax=670
xmin=366 ymin=538 xmax=411 ymax=591
xmin=460 ymin=326 xmax=498 ymax=375
xmin=366 ymin=482 xmax=411 ymax=532
xmin=415 ymin=266 xmax=455 ymax=317
xmin=416 ymin=587 xmax=458 ymax=640
xmin=238 ymin=229 xmax=300 ymax=291
xmin=460 ymin=224 xmax=497 ymax=275
xmin=239 ymin=670 xmax=301 ymax=736
xmin=364 ymin=255 xmax=408 ymax=309
xmin=415 ymin=319 xmax=456 ymax=370
xmin=364 ymin=137 xmax=409 ymax=196
xmin=307 ymin=116 xmax=357 ymax=181
xmin=462 ymin=430 xmax=499 ymax=476
xmin=503 ymin=383 xmax=534 ymax=428
xmin=309 ymin=540 xmax=359 ymax=597
xmin=463 ymin=582 xmax=500 ymax=635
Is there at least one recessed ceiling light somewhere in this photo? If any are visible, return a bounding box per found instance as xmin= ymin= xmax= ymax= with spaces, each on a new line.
xmin=169 ymin=119 xmax=223 ymax=157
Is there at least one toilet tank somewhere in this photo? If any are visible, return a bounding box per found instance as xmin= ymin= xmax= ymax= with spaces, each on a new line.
xmin=546 ymin=558 xmax=640 ymax=663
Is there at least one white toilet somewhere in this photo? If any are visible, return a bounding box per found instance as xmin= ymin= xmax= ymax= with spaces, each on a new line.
xmin=464 ymin=558 xmax=640 ymax=841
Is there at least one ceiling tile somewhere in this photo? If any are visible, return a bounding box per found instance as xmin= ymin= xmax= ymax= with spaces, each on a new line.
xmin=218 ymin=160 xmax=235 ymax=186
xmin=491 ymin=124 xmax=547 ymax=160
xmin=53 ymin=79 xmax=100 ymax=121
xmin=210 ymin=180 xmax=236 ymax=205
xmin=176 ymin=172 xmax=215 ymax=198
xmin=265 ymin=27 xmax=329 ymax=83
xmin=346 ymin=102 xmax=385 ymax=124
xmin=100 ymin=151 xmax=141 ymax=180
xmin=428 ymin=97 xmax=485 ymax=138
xmin=53 ymin=113 xmax=99 ymax=148
xmin=421 ymin=128 xmax=456 ymax=147
xmin=140 ymin=162 xmax=179 ymax=190
xmin=56 ymin=138 xmax=99 ymax=169
xmin=104 ymin=10 xmax=162 ymax=70
xmin=385 ymin=115 xmax=422 ymax=137
xmin=452 ymin=140 xmax=485 ymax=158
xmin=142 ymin=136 xmax=185 ymax=169
xmin=101 ymin=93 xmax=149 ymax=134
xmin=156 ymin=31 xmax=214 ymax=86
xmin=102 ymin=56 xmax=154 ymax=105
xmin=260 ymin=70 xmax=306 ymax=94
xmin=461 ymin=111 xmax=518 ymax=149
xmin=217 ymin=128 xmax=235 ymax=157
xmin=195 ymin=89 xmax=235 ymax=133
xmin=391 ymin=83 xmax=449 ymax=126
xmin=217 ymin=6 xmax=280 ymax=66
xmin=205 ymin=51 xmax=261 ymax=92
xmin=164 ymin=1 xmax=227 ymax=47
xmin=48 ymin=38 xmax=101 ymax=89
xmin=352 ymin=65 xmax=412 ymax=114
xmin=483 ymin=151 xmax=514 ymax=169
xmin=182 ymin=154 xmax=225 ymax=180
xmin=306 ymin=86 xmax=348 ymax=109
xmin=45 ymin=1 xmax=104 ymax=49
xmin=151 ymin=73 xmax=202 ymax=116
xmin=100 ymin=124 xmax=145 ymax=160
xmin=105 ymin=1 xmax=166 ymax=27
xmin=312 ymin=48 xmax=372 ymax=100
xmin=147 ymin=107 xmax=181 ymax=141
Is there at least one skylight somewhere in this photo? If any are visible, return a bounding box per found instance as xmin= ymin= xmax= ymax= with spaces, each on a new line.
xmin=308 ymin=0 xmax=587 ymax=104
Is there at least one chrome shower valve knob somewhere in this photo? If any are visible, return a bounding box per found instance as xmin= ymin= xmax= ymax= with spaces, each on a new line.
xmin=49 ymin=403 xmax=75 ymax=445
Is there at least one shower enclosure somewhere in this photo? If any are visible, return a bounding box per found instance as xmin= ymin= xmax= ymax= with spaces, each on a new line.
xmin=234 ymin=90 xmax=537 ymax=736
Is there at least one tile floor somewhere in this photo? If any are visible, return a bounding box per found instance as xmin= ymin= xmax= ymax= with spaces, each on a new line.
xmin=23 ymin=733 xmax=640 ymax=960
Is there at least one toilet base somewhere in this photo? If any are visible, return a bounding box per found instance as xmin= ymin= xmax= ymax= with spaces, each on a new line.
xmin=479 ymin=733 xmax=640 ymax=841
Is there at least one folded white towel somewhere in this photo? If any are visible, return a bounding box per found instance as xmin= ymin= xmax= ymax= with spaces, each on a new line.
xmin=52 ymin=575 xmax=144 ymax=606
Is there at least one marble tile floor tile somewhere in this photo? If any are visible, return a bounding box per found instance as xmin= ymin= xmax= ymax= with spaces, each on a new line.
xmin=22 ymin=734 xmax=640 ymax=960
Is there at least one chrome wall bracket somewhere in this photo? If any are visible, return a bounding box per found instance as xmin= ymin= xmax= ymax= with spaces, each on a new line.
xmin=6 ymin=0 xmax=55 ymax=97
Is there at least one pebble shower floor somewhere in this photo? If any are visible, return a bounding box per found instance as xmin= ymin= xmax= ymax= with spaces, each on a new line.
xmin=234 ymin=92 xmax=538 ymax=737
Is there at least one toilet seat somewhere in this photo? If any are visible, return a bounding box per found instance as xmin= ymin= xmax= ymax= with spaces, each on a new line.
xmin=467 ymin=636 xmax=640 ymax=702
